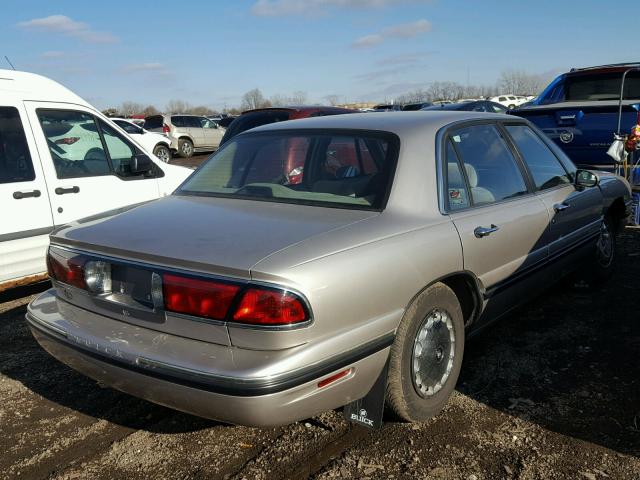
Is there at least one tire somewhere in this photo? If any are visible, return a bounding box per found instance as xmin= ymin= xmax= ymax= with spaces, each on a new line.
xmin=153 ymin=144 xmax=172 ymax=163
xmin=178 ymin=138 xmax=194 ymax=158
xmin=588 ymin=216 xmax=617 ymax=284
xmin=386 ymin=283 xmax=465 ymax=422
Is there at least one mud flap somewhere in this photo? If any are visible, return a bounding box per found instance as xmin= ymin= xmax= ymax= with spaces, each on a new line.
xmin=343 ymin=358 xmax=389 ymax=429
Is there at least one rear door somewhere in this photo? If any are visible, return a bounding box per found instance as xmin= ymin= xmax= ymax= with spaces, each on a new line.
xmin=24 ymin=102 xmax=161 ymax=226
xmin=444 ymin=123 xmax=550 ymax=303
xmin=0 ymin=103 xmax=54 ymax=285
xmin=502 ymin=123 xmax=602 ymax=256
xmin=184 ymin=116 xmax=205 ymax=148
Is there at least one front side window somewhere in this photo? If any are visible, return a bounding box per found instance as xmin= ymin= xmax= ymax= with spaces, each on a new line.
xmin=505 ymin=125 xmax=571 ymax=190
xmin=448 ymin=124 xmax=528 ymax=206
xmin=38 ymin=109 xmax=111 ymax=179
xmin=98 ymin=121 xmax=138 ymax=174
xmin=0 ymin=106 xmax=35 ymax=184
xmin=178 ymin=130 xmax=398 ymax=210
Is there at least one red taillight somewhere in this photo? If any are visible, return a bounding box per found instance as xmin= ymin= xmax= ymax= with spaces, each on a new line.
xmin=162 ymin=123 xmax=170 ymax=134
xmin=232 ymin=288 xmax=308 ymax=325
xmin=47 ymin=249 xmax=87 ymax=289
xmin=162 ymin=274 xmax=240 ymax=320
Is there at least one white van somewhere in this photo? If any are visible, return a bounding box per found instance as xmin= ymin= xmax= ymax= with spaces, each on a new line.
xmin=0 ymin=70 xmax=192 ymax=293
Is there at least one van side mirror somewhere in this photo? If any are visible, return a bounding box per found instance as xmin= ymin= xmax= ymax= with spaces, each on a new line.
xmin=575 ymin=169 xmax=598 ymax=188
xmin=130 ymin=153 xmax=153 ymax=174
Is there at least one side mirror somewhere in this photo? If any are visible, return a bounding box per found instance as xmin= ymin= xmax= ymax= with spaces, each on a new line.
xmin=130 ymin=153 xmax=153 ymax=174
xmin=575 ymin=169 xmax=598 ymax=188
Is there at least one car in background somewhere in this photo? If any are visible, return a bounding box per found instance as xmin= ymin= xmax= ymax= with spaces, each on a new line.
xmin=28 ymin=111 xmax=631 ymax=428
xmin=511 ymin=62 xmax=640 ymax=169
xmin=0 ymin=69 xmax=192 ymax=293
xmin=216 ymin=116 xmax=237 ymax=129
xmin=421 ymin=100 xmax=508 ymax=113
xmin=489 ymin=94 xmax=528 ymax=110
xmin=401 ymin=102 xmax=434 ymax=111
xmin=110 ymin=118 xmax=172 ymax=162
xmin=144 ymin=114 xmax=224 ymax=158
xmin=219 ymin=106 xmax=355 ymax=147
xmin=373 ymin=104 xmax=402 ymax=112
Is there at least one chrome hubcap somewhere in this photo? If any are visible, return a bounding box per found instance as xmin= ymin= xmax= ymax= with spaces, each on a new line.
xmin=596 ymin=221 xmax=613 ymax=268
xmin=182 ymin=143 xmax=192 ymax=155
xmin=156 ymin=148 xmax=170 ymax=162
xmin=412 ymin=309 xmax=455 ymax=397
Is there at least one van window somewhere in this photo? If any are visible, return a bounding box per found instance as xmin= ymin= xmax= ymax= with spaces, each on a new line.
xmin=0 ymin=107 xmax=35 ymax=184
xmin=37 ymin=109 xmax=111 ymax=179
xmin=98 ymin=121 xmax=138 ymax=175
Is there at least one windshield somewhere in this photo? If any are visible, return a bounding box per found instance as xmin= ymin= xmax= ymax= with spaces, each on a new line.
xmin=177 ymin=130 xmax=398 ymax=210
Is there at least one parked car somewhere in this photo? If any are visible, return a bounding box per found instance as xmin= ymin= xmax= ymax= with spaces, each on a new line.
xmin=421 ymin=100 xmax=508 ymax=113
xmin=0 ymin=70 xmax=192 ymax=293
xmin=489 ymin=94 xmax=527 ymax=109
xmin=27 ymin=111 xmax=631 ymax=428
xmin=110 ymin=118 xmax=172 ymax=162
xmin=219 ymin=106 xmax=355 ymax=147
xmin=511 ymin=62 xmax=640 ymax=169
xmin=373 ymin=104 xmax=402 ymax=112
xmin=144 ymin=114 xmax=224 ymax=158
xmin=216 ymin=116 xmax=237 ymax=129
xmin=401 ymin=102 xmax=434 ymax=111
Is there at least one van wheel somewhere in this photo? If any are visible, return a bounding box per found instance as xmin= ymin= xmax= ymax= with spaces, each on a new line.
xmin=386 ymin=283 xmax=464 ymax=422
xmin=153 ymin=144 xmax=172 ymax=162
xmin=178 ymin=139 xmax=194 ymax=158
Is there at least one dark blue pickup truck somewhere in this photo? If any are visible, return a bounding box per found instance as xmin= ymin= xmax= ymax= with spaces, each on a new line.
xmin=511 ymin=63 xmax=640 ymax=170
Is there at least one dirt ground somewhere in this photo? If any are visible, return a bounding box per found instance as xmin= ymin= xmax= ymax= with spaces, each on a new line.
xmin=1 ymin=226 xmax=639 ymax=480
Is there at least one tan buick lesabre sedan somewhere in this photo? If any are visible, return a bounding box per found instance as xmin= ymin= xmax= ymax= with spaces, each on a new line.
xmin=27 ymin=112 xmax=631 ymax=428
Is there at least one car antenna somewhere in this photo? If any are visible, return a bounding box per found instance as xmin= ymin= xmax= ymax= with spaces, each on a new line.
xmin=4 ymin=56 xmax=16 ymax=70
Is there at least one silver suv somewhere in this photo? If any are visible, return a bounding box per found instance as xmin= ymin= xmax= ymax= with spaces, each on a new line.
xmin=144 ymin=114 xmax=224 ymax=158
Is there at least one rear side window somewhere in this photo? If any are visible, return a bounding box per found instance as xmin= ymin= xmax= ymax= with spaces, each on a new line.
xmin=0 ymin=106 xmax=35 ymax=184
xmin=444 ymin=139 xmax=469 ymax=210
xmin=171 ymin=116 xmax=186 ymax=128
xmin=505 ymin=125 xmax=571 ymax=190
xmin=448 ymin=124 xmax=528 ymax=206
xmin=113 ymin=120 xmax=141 ymax=134
xmin=38 ymin=109 xmax=111 ymax=179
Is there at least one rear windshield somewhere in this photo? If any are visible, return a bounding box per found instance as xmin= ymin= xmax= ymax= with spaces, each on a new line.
xmin=541 ymin=72 xmax=640 ymax=103
xmin=144 ymin=115 xmax=163 ymax=129
xmin=177 ymin=130 xmax=398 ymax=210
xmin=220 ymin=111 xmax=291 ymax=146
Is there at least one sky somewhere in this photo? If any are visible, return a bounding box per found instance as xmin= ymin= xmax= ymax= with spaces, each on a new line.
xmin=1 ymin=0 xmax=637 ymax=111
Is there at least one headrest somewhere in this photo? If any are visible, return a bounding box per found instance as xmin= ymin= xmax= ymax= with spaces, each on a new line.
xmin=447 ymin=162 xmax=478 ymax=187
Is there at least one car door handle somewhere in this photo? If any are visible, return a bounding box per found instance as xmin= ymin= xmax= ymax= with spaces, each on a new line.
xmin=474 ymin=224 xmax=500 ymax=238
xmin=55 ymin=186 xmax=80 ymax=195
xmin=553 ymin=202 xmax=571 ymax=212
xmin=13 ymin=189 xmax=41 ymax=199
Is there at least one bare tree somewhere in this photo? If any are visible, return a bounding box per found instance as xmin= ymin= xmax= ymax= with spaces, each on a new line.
xmin=498 ymin=70 xmax=548 ymax=95
xmin=241 ymin=88 xmax=270 ymax=111
xmin=165 ymin=99 xmax=192 ymax=114
xmin=142 ymin=105 xmax=159 ymax=117
xmin=323 ymin=94 xmax=342 ymax=106
xmin=120 ymin=101 xmax=145 ymax=117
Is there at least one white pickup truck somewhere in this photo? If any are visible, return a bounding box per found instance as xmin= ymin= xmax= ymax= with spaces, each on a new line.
xmin=0 ymin=70 xmax=192 ymax=293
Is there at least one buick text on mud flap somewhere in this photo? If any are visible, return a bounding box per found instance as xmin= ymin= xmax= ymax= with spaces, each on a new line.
xmin=350 ymin=408 xmax=374 ymax=427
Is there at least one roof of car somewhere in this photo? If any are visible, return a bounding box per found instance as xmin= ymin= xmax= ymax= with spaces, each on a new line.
xmin=241 ymin=106 xmax=355 ymax=115
xmin=247 ymin=111 xmax=514 ymax=137
xmin=0 ymin=69 xmax=90 ymax=106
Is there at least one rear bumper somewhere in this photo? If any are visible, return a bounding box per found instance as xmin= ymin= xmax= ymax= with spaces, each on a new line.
xmin=26 ymin=290 xmax=392 ymax=427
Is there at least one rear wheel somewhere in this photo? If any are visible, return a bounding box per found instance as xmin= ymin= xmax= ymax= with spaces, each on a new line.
xmin=153 ymin=144 xmax=172 ymax=162
xmin=178 ymin=138 xmax=194 ymax=158
xmin=571 ymin=216 xmax=616 ymax=289
xmin=386 ymin=283 xmax=465 ymax=422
